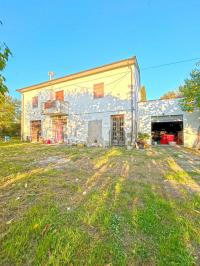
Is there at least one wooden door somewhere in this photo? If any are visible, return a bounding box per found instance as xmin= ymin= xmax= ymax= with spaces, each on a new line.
xmin=111 ymin=115 xmax=125 ymax=146
xmin=88 ymin=120 xmax=102 ymax=145
xmin=53 ymin=116 xmax=67 ymax=143
xmin=31 ymin=120 xmax=41 ymax=142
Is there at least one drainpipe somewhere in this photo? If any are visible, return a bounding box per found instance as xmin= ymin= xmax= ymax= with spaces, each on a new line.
xmin=130 ymin=65 xmax=134 ymax=145
xmin=130 ymin=64 xmax=138 ymax=146
xmin=21 ymin=93 xmax=24 ymax=141
xmin=134 ymin=74 xmax=138 ymax=144
xmin=135 ymin=64 xmax=141 ymax=144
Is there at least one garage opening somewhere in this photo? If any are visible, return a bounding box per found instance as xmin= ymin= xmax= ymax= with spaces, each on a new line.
xmin=151 ymin=115 xmax=183 ymax=145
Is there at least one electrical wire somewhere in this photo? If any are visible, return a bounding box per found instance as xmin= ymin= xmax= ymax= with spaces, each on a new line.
xmin=21 ymin=70 xmax=131 ymax=93
xmin=3 ymin=64 xmax=132 ymax=121
xmin=141 ymin=57 xmax=200 ymax=71
xmin=74 ymin=71 xmax=130 ymax=91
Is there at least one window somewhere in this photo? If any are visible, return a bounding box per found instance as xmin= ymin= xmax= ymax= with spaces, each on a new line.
xmin=55 ymin=90 xmax=64 ymax=101
xmin=93 ymin=83 xmax=104 ymax=99
xmin=32 ymin=96 xmax=38 ymax=108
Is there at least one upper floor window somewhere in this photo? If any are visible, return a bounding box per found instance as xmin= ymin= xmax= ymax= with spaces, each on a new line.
xmin=93 ymin=83 xmax=104 ymax=99
xmin=55 ymin=90 xmax=64 ymax=101
xmin=32 ymin=96 xmax=38 ymax=108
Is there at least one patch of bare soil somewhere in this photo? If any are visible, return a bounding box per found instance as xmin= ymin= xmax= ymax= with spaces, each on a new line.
xmin=36 ymin=155 xmax=71 ymax=168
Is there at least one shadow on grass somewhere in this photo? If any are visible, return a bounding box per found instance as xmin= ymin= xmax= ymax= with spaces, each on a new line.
xmin=0 ymin=145 xmax=199 ymax=265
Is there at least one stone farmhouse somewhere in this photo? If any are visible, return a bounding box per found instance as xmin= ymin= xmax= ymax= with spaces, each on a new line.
xmin=17 ymin=57 xmax=200 ymax=148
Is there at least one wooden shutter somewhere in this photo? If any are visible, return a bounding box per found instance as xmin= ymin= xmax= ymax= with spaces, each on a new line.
xmin=93 ymin=83 xmax=104 ymax=99
xmin=55 ymin=90 xmax=64 ymax=101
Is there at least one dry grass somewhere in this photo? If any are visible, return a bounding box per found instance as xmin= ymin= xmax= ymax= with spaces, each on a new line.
xmin=0 ymin=142 xmax=200 ymax=265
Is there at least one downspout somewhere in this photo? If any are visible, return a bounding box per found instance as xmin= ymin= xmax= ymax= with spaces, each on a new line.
xmin=130 ymin=63 xmax=139 ymax=146
xmin=135 ymin=64 xmax=141 ymax=144
xmin=134 ymin=70 xmax=138 ymax=144
xmin=21 ymin=93 xmax=24 ymax=141
xmin=130 ymin=65 xmax=134 ymax=145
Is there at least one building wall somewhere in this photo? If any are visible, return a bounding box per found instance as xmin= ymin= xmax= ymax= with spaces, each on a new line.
xmin=22 ymin=64 xmax=139 ymax=146
xmin=138 ymin=98 xmax=200 ymax=147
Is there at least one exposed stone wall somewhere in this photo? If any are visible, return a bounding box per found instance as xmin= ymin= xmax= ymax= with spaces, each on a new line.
xmin=22 ymin=67 xmax=200 ymax=148
xmin=138 ymin=98 xmax=200 ymax=147
xmin=22 ymin=65 xmax=139 ymax=145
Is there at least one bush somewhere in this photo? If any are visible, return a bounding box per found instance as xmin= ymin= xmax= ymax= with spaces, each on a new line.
xmin=137 ymin=132 xmax=150 ymax=142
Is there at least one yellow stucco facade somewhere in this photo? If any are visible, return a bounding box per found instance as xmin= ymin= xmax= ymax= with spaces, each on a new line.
xmin=18 ymin=57 xmax=200 ymax=148
xmin=18 ymin=57 xmax=140 ymax=146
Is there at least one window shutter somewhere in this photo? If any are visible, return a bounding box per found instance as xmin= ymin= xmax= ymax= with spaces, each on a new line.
xmin=93 ymin=83 xmax=104 ymax=99
xmin=55 ymin=90 xmax=64 ymax=101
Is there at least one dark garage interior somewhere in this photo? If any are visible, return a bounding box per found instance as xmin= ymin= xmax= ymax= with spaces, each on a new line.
xmin=151 ymin=121 xmax=183 ymax=145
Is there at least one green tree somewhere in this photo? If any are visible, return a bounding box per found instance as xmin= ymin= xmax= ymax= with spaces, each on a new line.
xmin=160 ymin=90 xmax=182 ymax=100
xmin=0 ymin=44 xmax=12 ymax=95
xmin=140 ymin=86 xmax=147 ymax=101
xmin=0 ymin=21 xmax=12 ymax=95
xmin=179 ymin=69 xmax=200 ymax=112
xmin=0 ymin=95 xmax=21 ymax=137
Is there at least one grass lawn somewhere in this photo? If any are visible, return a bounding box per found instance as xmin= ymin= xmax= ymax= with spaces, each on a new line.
xmin=0 ymin=142 xmax=200 ymax=265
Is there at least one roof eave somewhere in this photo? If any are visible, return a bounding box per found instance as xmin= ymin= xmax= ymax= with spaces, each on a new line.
xmin=17 ymin=57 xmax=137 ymax=93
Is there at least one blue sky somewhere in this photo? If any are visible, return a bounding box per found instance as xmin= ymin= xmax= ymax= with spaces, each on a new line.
xmin=1 ymin=0 xmax=200 ymax=100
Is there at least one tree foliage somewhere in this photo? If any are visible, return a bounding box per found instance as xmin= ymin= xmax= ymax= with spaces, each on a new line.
xmin=160 ymin=90 xmax=182 ymax=100
xmin=0 ymin=43 xmax=12 ymax=95
xmin=0 ymin=20 xmax=12 ymax=95
xmin=0 ymin=95 xmax=21 ymax=137
xmin=179 ymin=69 xmax=200 ymax=112
xmin=140 ymin=86 xmax=147 ymax=101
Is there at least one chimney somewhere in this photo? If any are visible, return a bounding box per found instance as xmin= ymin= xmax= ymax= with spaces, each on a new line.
xmin=48 ymin=71 xmax=55 ymax=80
